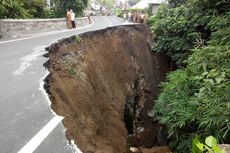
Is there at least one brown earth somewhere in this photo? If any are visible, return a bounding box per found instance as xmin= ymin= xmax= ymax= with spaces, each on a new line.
xmin=45 ymin=25 xmax=173 ymax=153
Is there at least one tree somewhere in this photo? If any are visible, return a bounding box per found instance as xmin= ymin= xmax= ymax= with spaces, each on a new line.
xmin=94 ymin=0 xmax=116 ymax=10
xmin=128 ymin=0 xmax=141 ymax=6
xmin=0 ymin=0 xmax=30 ymax=19
xmin=21 ymin=0 xmax=47 ymax=18
xmin=53 ymin=0 xmax=89 ymax=17
xmin=0 ymin=0 xmax=52 ymax=19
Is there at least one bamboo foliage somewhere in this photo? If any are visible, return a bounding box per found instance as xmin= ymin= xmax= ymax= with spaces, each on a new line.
xmin=0 ymin=0 xmax=30 ymax=18
xmin=149 ymin=0 xmax=230 ymax=152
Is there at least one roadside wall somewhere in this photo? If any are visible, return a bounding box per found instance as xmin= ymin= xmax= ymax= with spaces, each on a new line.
xmin=0 ymin=17 xmax=91 ymax=38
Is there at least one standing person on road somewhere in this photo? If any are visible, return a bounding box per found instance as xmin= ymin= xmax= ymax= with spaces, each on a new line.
xmin=66 ymin=9 xmax=72 ymax=29
xmin=144 ymin=13 xmax=148 ymax=24
xmin=128 ymin=12 xmax=132 ymax=22
xmin=70 ymin=9 xmax=76 ymax=29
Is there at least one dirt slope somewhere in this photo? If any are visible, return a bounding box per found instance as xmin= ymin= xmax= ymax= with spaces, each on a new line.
xmin=45 ymin=25 xmax=172 ymax=153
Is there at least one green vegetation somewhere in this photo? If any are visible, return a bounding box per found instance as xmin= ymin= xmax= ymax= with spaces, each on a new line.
xmin=68 ymin=68 xmax=76 ymax=77
xmin=75 ymin=35 xmax=83 ymax=43
xmin=149 ymin=0 xmax=230 ymax=152
xmin=0 ymin=0 xmax=88 ymax=19
xmin=94 ymin=0 xmax=116 ymax=10
xmin=0 ymin=0 xmax=30 ymax=18
xmin=52 ymin=0 xmax=88 ymax=17
xmin=192 ymin=136 xmax=226 ymax=153
xmin=168 ymin=0 xmax=187 ymax=7
xmin=114 ymin=8 xmax=123 ymax=17
xmin=22 ymin=0 xmax=48 ymax=18
xmin=149 ymin=4 xmax=201 ymax=65
xmin=149 ymin=0 xmax=230 ymax=66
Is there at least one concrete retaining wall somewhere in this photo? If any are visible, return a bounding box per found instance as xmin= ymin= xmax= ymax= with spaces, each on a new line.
xmin=0 ymin=17 xmax=91 ymax=38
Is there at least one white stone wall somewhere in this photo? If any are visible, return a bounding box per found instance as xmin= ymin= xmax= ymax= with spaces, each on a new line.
xmin=0 ymin=17 xmax=91 ymax=38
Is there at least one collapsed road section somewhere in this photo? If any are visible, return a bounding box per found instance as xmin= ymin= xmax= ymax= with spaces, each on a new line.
xmin=44 ymin=25 xmax=173 ymax=153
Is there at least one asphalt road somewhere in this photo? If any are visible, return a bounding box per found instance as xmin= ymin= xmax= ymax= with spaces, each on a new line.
xmin=0 ymin=16 xmax=124 ymax=153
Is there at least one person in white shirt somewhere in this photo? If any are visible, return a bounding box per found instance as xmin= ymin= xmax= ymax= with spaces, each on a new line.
xmin=128 ymin=12 xmax=132 ymax=22
xmin=70 ymin=9 xmax=76 ymax=28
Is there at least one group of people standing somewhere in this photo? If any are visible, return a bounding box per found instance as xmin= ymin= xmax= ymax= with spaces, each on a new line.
xmin=124 ymin=12 xmax=148 ymax=24
xmin=66 ymin=9 xmax=76 ymax=29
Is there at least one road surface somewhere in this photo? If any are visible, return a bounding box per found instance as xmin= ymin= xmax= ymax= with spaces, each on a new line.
xmin=0 ymin=16 xmax=124 ymax=153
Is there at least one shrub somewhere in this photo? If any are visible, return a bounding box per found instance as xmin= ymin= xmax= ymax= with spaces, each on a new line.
xmin=149 ymin=4 xmax=201 ymax=66
xmin=0 ymin=0 xmax=30 ymax=18
xmin=192 ymin=135 xmax=226 ymax=153
xmin=168 ymin=0 xmax=187 ymax=7
xmin=151 ymin=45 xmax=230 ymax=152
xmin=208 ymin=12 xmax=230 ymax=46
xmin=149 ymin=1 xmax=230 ymax=152
xmin=149 ymin=0 xmax=230 ymax=66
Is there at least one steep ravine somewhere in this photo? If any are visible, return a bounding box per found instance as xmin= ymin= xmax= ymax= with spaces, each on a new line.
xmin=44 ymin=25 xmax=173 ymax=153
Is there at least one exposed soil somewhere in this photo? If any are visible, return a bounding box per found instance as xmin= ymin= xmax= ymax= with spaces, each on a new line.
xmin=45 ymin=25 xmax=173 ymax=153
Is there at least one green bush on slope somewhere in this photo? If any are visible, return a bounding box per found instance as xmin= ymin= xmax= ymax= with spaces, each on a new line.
xmin=153 ymin=45 xmax=230 ymax=152
xmin=149 ymin=0 xmax=230 ymax=66
xmin=149 ymin=0 xmax=230 ymax=152
xmin=208 ymin=12 xmax=230 ymax=46
xmin=149 ymin=4 xmax=201 ymax=66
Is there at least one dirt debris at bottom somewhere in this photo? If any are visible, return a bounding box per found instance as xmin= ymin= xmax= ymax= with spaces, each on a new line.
xmin=130 ymin=146 xmax=172 ymax=153
xmin=45 ymin=25 xmax=173 ymax=153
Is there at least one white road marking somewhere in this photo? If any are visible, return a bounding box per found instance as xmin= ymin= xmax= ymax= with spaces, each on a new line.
xmin=39 ymin=70 xmax=54 ymax=109
xmin=122 ymin=22 xmax=136 ymax=25
xmin=18 ymin=116 xmax=64 ymax=153
xmin=0 ymin=30 xmax=66 ymax=44
xmin=113 ymin=16 xmax=123 ymax=21
xmin=39 ymin=70 xmax=83 ymax=153
xmin=103 ymin=16 xmax=112 ymax=27
xmin=0 ymin=17 xmax=94 ymax=44
xmin=70 ymin=140 xmax=83 ymax=153
xmin=13 ymin=48 xmax=46 ymax=76
xmin=77 ymin=17 xmax=95 ymax=30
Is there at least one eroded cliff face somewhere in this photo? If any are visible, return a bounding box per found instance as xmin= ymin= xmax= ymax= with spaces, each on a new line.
xmin=45 ymin=25 xmax=172 ymax=153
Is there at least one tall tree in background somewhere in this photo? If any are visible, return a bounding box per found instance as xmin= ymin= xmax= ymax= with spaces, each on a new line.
xmin=128 ymin=0 xmax=140 ymax=6
xmin=0 ymin=0 xmax=30 ymax=18
xmin=53 ymin=0 xmax=89 ymax=17
xmin=94 ymin=0 xmax=116 ymax=10
xmin=21 ymin=0 xmax=48 ymax=18
xmin=0 ymin=0 xmax=49 ymax=19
